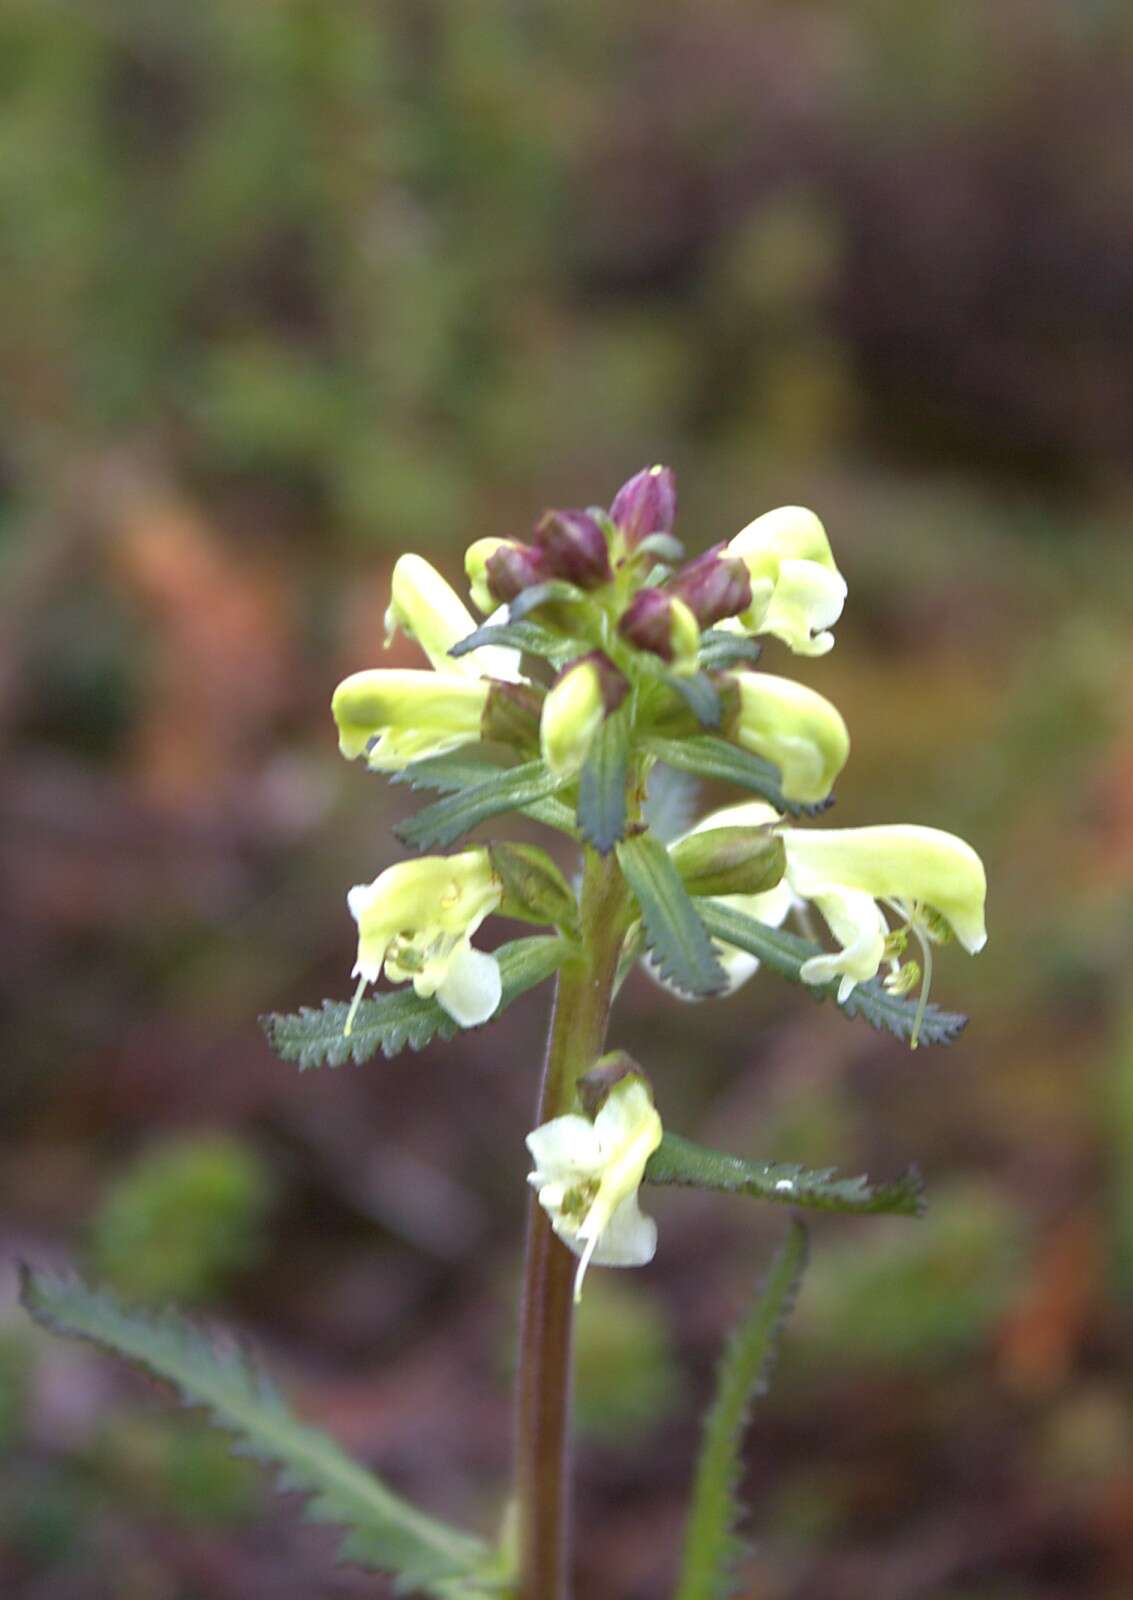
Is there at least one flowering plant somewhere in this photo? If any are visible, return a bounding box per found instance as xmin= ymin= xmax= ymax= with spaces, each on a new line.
xmin=23 ymin=465 xmax=986 ymax=1600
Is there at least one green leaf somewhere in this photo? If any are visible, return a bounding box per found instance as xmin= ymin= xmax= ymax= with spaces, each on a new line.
xmin=616 ymin=834 xmax=727 ymax=998
xmin=448 ymin=617 xmax=573 ymax=665
xmin=696 ymin=632 xmax=762 ymax=672
xmin=394 ymin=752 xmax=577 ymax=836
xmin=661 ymin=669 xmax=722 ymax=729
xmin=646 ymin=1132 xmax=925 ymax=1217
xmin=20 ymin=1269 xmax=507 ymax=1598
xmin=675 ymin=1220 xmax=808 ymax=1600
xmin=577 ymin=707 xmax=630 ymax=854
xmin=395 ymin=761 xmax=568 ymax=851
xmin=261 ymin=935 xmax=568 ymax=1069
xmin=697 ymin=901 xmax=967 ymax=1047
xmin=635 ymin=531 xmax=685 ymax=564
xmin=507 ymin=579 xmax=584 ymax=623
xmin=489 ymin=843 xmax=579 ymax=936
xmin=644 ymin=734 xmax=831 ymax=818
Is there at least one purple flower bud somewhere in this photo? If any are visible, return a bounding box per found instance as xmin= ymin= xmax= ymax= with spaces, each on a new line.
xmin=485 ymin=540 xmax=547 ymax=603
xmin=618 ymin=589 xmax=674 ymax=660
xmin=670 ymin=543 xmax=752 ymax=627
xmin=609 ymin=465 xmax=677 ymax=549
xmin=576 ymin=649 xmax=630 ymax=715
xmin=533 ymin=508 xmax=612 ymax=588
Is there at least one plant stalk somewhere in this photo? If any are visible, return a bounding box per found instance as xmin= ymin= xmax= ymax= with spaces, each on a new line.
xmin=515 ymin=845 xmax=629 ymax=1600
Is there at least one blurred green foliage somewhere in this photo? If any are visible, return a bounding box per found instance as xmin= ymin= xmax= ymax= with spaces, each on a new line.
xmin=573 ymin=1275 xmax=683 ymax=1445
xmin=792 ymin=1185 xmax=1024 ymax=1373
xmin=89 ymin=1135 xmax=273 ymax=1305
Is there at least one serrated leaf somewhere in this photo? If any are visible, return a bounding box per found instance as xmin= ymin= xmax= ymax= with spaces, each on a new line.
xmin=616 ymin=833 xmax=727 ymax=997
xmin=696 ymin=631 xmax=762 ymax=672
xmin=394 ymin=752 xmax=577 ymax=836
xmin=20 ymin=1269 xmax=506 ymax=1598
xmin=697 ymin=901 xmax=967 ymax=1047
xmin=577 ymin=707 xmax=630 ymax=854
xmin=261 ymin=935 xmax=568 ymax=1070
xmin=676 ymin=1220 xmax=808 ymax=1600
xmin=644 ymin=734 xmax=831 ymax=818
xmin=395 ymin=761 xmax=568 ymax=851
xmin=646 ymin=1132 xmax=924 ymax=1217
xmin=448 ymin=618 xmax=573 ymax=665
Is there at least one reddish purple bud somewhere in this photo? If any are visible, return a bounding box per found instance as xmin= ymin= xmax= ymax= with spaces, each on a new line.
xmin=574 ymin=649 xmax=630 ymax=715
xmin=485 ymin=540 xmax=547 ymax=603
xmin=618 ymin=589 xmax=679 ymax=662
xmin=670 ymin=543 xmax=752 ymax=627
xmin=533 ymin=508 xmax=612 ymax=589
xmin=609 ymin=465 xmax=677 ymax=549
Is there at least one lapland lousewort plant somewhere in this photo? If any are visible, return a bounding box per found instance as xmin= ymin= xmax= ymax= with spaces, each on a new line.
xmin=23 ymin=464 xmax=987 ymax=1600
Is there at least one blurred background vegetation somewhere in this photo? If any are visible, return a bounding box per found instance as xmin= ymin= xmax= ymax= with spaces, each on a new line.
xmin=3 ymin=2 xmax=1133 ymax=1596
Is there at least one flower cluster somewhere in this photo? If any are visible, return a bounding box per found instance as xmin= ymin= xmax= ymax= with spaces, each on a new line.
xmin=327 ymin=463 xmax=987 ymax=1286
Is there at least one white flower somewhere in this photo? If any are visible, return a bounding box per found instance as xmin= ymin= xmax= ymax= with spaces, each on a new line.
xmin=526 ymin=1076 xmax=663 ymax=1301
xmin=725 ymin=505 xmax=847 ymax=657
xmin=345 ymin=850 xmax=503 ymax=1032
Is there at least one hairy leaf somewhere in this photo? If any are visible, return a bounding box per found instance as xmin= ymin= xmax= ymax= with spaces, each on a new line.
xmin=395 ymin=761 xmax=568 ymax=851
xmin=577 ymin=707 xmax=630 ymax=854
xmin=646 ymin=1132 xmax=924 ymax=1217
xmin=697 ymin=901 xmax=967 ymax=1047
xmin=696 ymin=632 xmax=762 ymax=672
xmin=675 ymin=1221 xmax=809 ymax=1600
xmin=394 ymin=752 xmax=577 ymax=836
xmin=261 ymin=935 xmax=568 ymax=1069
xmin=644 ymin=734 xmax=832 ymax=818
xmin=20 ymin=1269 xmax=507 ymax=1598
xmin=616 ymin=834 xmax=727 ymax=998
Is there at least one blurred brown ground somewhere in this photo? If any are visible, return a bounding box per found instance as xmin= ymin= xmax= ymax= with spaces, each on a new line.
xmin=2 ymin=3 xmax=1133 ymax=1597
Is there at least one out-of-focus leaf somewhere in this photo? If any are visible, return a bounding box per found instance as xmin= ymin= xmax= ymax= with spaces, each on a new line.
xmin=660 ymin=670 xmax=722 ymax=729
xmin=20 ymin=1270 xmax=506 ymax=1597
xmin=449 ymin=617 xmax=573 ymax=665
xmin=675 ymin=1221 xmax=809 ymax=1600
xmin=696 ymin=632 xmax=762 ymax=672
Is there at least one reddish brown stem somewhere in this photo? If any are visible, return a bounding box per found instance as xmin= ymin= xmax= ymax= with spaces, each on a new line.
xmin=514 ymin=848 xmax=629 ymax=1600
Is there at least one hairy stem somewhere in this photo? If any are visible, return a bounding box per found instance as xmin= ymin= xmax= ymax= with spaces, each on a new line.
xmin=515 ymin=846 xmax=630 ymax=1600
